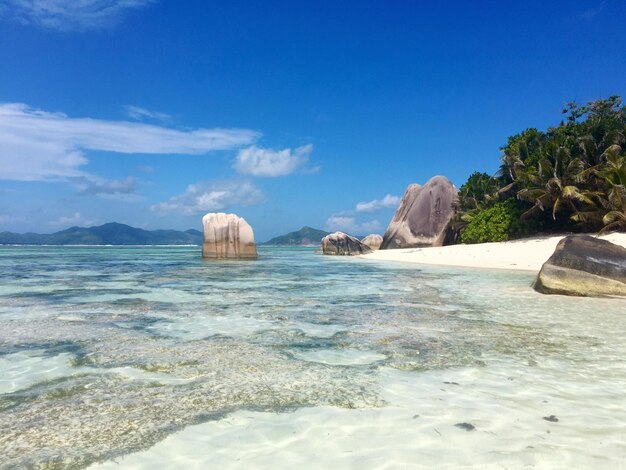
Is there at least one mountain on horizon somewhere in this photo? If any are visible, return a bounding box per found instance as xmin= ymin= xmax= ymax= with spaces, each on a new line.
xmin=0 ymin=222 xmax=203 ymax=245
xmin=262 ymin=226 xmax=330 ymax=246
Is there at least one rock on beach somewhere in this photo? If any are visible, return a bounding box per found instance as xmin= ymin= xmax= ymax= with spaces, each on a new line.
xmin=361 ymin=234 xmax=383 ymax=251
xmin=533 ymin=235 xmax=626 ymax=297
xmin=380 ymin=176 xmax=457 ymax=250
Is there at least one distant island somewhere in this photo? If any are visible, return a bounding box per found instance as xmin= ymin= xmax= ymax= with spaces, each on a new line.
xmin=1 ymin=223 xmax=351 ymax=247
xmin=262 ymin=226 xmax=330 ymax=246
xmin=0 ymin=222 xmax=203 ymax=245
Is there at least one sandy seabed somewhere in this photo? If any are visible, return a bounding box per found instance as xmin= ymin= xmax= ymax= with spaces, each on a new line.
xmin=361 ymin=233 xmax=626 ymax=272
xmin=2 ymin=245 xmax=625 ymax=469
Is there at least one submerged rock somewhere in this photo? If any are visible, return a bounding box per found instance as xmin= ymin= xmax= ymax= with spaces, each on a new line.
xmin=361 ymin=234 xmax=383 ymax=250
xmin=202 ymin=213 xmax=258 ymax=259
xmin=533 ymin=235 xmax=626 ymax=297
xmin=380 ymin=176 xmax=457 ymax=249
xmin=543 ymin=415 xmax=559 ymax=422
xmin=454 ymin=422 xmax=476 ymax=431
xmin=321 ymin=232 xmax=372 ymax=256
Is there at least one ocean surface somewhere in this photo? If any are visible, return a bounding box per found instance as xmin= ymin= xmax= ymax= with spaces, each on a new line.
xmin=1 ymin=246 xmax=625 ymax=469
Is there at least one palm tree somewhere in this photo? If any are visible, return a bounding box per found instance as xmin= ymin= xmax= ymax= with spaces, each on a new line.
xmin=451 ymin=172 xmax=500 ymax=236
xmin=516 ymin=143 xmax=601 ymax=228
xmin=590 ymin=145 xmax=626 ymax=232
xmin=601 ymin=189 xmax=626 ymax=232
xmin=456 ymin=96 xmax=626 ymax=238
xmin=497 ymin=128 xmax=545 ymax=184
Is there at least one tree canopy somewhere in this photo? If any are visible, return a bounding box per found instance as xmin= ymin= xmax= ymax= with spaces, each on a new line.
xmin=456 ymin=96 xmax=626 ymax=243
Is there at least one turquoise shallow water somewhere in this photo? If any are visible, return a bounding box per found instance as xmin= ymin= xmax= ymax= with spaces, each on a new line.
xmin=1 ymin=246 xmax=625 ymax=469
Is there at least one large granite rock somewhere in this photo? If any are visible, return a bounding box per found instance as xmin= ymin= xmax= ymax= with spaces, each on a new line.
xmin=202 ymin=213 xmax=258 ymax=259
xmin=533 ymin=235 xmax=626 ymax=297
xmin=361 ymin=234 xmax=383 ymax=251
xmin=380 ymin=176 xmax=457 ymax=249
xmin=321 ymin=232 xmax=372 ymax=256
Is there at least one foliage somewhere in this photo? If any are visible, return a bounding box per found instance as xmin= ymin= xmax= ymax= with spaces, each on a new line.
xmin=262 ymin=226 xmax=330 ymax=245
xmin=460 ymin=199 xmax=532 ymax=244
xmin=452 ymin=172 xmax=499 ymax=234
xmin=456 ymin=96 xmax=626 ymax=239
xmin=0 ymin=223 xmax=203 ymax=245
xmin=458 ymin=172 xmax=499 ymax=213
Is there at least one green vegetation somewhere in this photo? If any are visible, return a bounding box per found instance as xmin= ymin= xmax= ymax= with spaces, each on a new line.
xmin=456 ymin=96 xmax=626 ymax=243
xmin=0 ymin=223 xmax=203 ymax=245
xmin=460 ymin=199 xmax=530 ymax=244
xmin=262 ymin=226 xmax=330 ymax=246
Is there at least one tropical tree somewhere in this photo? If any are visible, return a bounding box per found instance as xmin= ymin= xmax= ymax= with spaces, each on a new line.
xmin=456 ymin=95 xmax=626 ymax=241
xmin=516 ymin=142 xmax=601 ymax=229
xmin=590 ymin=145 xmax=626 ymax=232
xmin=452 ymin=171 xmax=500 ymax=236
xmin=458 ymin=172 xmax=499 ymax=212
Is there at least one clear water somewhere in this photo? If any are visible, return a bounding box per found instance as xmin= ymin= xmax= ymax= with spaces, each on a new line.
xmin=0 ymin=246 xmax=625 ymax=469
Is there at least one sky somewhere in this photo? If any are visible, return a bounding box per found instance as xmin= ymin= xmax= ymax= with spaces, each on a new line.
xmin=1 ymin=0 xmax=625 ymax=241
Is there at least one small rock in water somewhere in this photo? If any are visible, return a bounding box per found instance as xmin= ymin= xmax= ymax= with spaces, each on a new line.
xmin=533 ymin=235 xmax=626 ymax=297
xmin=454 ymin=422 xmax=475 ymax=431
xmin=321 ymin=232 xmax=372 ymax=256
xmin=543 ymin=415 xmax=559 ymax=422
xmin=443 ymin=381 xmax=460 ymax=385
xmin=412 ymin=414 xmax=420 ymax=419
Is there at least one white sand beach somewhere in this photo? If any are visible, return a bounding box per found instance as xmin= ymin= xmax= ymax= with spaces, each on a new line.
xmin=361 ymin=233 xmax=626 ymax=272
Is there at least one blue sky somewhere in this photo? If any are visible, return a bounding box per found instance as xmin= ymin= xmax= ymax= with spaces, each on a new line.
xmin=1 ymin=0 xmax=625 ymax=241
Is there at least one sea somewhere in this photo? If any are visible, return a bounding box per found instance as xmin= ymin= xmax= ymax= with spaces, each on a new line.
xmin=0 ymin=245 xmax=625 ymax=469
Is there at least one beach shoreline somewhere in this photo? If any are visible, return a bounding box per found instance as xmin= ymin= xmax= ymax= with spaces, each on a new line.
xmin=360 ymin=233 xmax=626 ymax=272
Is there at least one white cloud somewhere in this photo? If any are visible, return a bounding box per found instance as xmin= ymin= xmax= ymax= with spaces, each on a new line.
xmin=355 ymin=194 xmax=400 ymax=213
xmin=325 ymin=192 xmax=397 ymax=236
xmin=0 ymin=0 xmax=155 ymax=31
xmin=74 ymin=175 xmax=141 ymax=201
xmin=50 ymin=212 xmax=98 ymax=227
xmin=124 ymin=105 xmax=171 ymax=123
xmin=76 ymin=176 xmax=137 ymax=195
xmin=234 ymin=144 xmax=313 ymax=177
xmin=0 ymin=103 xmax=259 ymax=182
xmin=151 ymin=180 xmax=265 ymax=216
xmin=325 ymin=216 xmax=381 ymax=235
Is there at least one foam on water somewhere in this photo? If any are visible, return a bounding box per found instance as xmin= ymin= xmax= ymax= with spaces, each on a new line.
xmin=0 ymin=246 xmax=625 ymax=469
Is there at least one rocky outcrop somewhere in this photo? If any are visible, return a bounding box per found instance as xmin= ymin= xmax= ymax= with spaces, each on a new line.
xmin=380 ymin=176 xmax=457 ymax=249
xmin=533 ymin=235 xmax=626 ymax=297
xmin=361 ymin=234 xmax=383 ymax=251
xmin=321 ymin=232 xmax=372 ymax=255
xmin=202 ymin=213 xmax=258 ymax=259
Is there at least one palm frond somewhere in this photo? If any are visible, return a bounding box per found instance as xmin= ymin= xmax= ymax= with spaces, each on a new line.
xmin=570 ymin=210 xmax=604 ymax=224
xmin=562 ymin=186 xmax=595 ymax=205
xmin=603 ymin=210 xmax=626 ymax=225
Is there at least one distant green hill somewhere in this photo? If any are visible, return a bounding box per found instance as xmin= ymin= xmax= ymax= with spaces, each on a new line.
xmin=0 ymin=223 xmax=203 ymax=245
xmin=262 ymin=226 xmax=330 ymax=246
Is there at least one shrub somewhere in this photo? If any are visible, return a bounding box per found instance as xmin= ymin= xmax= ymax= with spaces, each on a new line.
xmin=460 ymin=199 xmax=530 ymax=244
